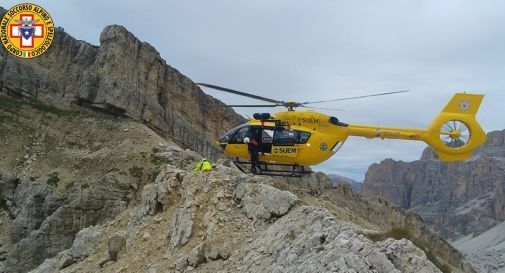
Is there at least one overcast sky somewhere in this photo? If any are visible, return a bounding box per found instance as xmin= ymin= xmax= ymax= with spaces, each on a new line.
xmin=3 ymin=0 xmax=504 ymax=180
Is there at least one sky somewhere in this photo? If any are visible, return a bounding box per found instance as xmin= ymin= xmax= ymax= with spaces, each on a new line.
xmin=3 ymin=0 xmax=504 ymax=180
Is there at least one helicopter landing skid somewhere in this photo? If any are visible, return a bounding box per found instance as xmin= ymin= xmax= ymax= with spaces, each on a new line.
xmin=233 ymin=160 xmax=311 ymax=177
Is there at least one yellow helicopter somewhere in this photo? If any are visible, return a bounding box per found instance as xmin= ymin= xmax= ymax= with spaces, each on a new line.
xmin=198 ymin=83 xmax=486 ymax=177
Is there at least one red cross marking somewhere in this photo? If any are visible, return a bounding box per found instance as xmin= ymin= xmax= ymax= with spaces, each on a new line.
xmin=9 ymin=14 xmax=44 ymax=49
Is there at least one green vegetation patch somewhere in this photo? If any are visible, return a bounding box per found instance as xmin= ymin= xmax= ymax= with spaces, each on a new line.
xmin=0 ymin=95 xmax=23 ymax=111
xmin=46 ymin=173 xmax=60 ymax=187
xmin=0 ymin=95 xmax=79 ymax=117
xmin=367 ymin=228 xmax=451 ymax=273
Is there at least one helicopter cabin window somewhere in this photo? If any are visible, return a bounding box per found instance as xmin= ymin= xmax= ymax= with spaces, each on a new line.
xmin=261 ymin=129 xmax=274 ymax=143
xmin=273 ymin=129 xmax=311 ymax=145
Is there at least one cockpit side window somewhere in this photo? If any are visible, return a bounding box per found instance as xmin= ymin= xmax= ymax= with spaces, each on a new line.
xmin=230 ymin=126 xmax=250 ymax=144
xmin=219 ymin=124 xmax=248 ymax=143
xmin=299 ymin=131 xmax=311 ymax=143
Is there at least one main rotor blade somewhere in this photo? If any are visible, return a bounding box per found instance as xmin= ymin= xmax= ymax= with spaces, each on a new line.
xmin=226 ymin=104 xmax=279 ymax=107
xmin=197 ymin=83 xmax=282 ymax=104
xmin=300 ymin=105 xmax=344 ymax=111
xmin=303 ymin=90 xmax=410 ymax=105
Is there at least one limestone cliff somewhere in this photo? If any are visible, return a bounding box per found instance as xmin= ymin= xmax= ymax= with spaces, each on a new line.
xmin=362 ymin=130 xmax=505 ymax=240
xmin=0 ymin=7 xmax=244 ymax=160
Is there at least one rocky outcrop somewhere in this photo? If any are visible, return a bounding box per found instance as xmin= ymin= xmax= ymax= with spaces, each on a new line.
xmin=362 ymin=130 xmax=505 ymax=239
xmin=0 ymin=7 xmax=244 ymax=160
xmin=328 ymin=173 xmax=363 ymax=192
xmin=0 ymin=92 xmax=199 ymax=272
xmin=23 ymin=161 xmax=466 ymax=273
xmin=321 ymin=184 xmax=474 ymax=273
xmin=26 ymin=226 xmax=102 ymax=273
xmin=1 ymin=171 xmax=127 ymax=273
xmin=238 ymin=205 xmax=441 ymax=273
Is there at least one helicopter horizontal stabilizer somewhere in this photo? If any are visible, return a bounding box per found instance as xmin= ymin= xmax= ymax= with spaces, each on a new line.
xmin=424 ymin=93 xmax=486 ymax=161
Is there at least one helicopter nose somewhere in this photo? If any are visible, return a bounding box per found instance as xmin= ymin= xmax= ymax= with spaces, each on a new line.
xmin=216 ymin=141 xmax=227 ymax=150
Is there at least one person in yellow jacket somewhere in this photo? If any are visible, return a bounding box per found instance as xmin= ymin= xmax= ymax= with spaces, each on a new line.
xmin=193 ymin=158 xmax=213 ymax=172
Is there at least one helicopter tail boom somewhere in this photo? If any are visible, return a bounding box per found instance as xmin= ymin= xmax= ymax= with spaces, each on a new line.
xmin=347 ymin=93 xmax=486 ymax=161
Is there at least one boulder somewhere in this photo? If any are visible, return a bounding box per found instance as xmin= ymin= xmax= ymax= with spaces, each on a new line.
xmin=69 ymin=226 xmax=102 ymax=259
xmin=182 ymin=149 xmax=203 ymax=162
xmin=108 ymin=231 xmax=127 ymax=261
xmin=187 ymin=243 xmax=206 ymax=267
xmin=234 ymin=182 xmax=298 ymax=221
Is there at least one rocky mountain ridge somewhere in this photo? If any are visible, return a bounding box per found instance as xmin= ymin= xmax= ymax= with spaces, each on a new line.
xmin=362 ymin=129 xmax=505 ymax=240
xmin=362 ymin=130 xmax=505 ymax=273
xmin=327 ymin=173 xmax=362 ymax=192
xmin=0 ymin=6 xmax=244 ymax=160
xmin=2 ymin=149 xmax=476 ymax=273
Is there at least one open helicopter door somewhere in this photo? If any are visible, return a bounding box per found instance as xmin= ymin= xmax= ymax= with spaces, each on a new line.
xmin=232 ymin=124 xmax=312 ymax=177
xmin=253 ymin=126 xmax=274 ymax=154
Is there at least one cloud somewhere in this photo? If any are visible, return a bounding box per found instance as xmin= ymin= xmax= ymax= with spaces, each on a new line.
xmin=3 ymin=0 xmax=503 ymax=180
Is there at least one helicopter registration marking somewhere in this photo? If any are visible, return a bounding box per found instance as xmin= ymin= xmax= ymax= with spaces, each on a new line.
xmin=298 ymin=117 xmax=319 ymax=124
xmin=272 ymin=146 xmax=298 ymax=157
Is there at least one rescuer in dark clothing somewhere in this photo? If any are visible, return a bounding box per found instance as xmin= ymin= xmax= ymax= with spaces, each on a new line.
xmin=244 ymin=128 xmax=261 ymax=174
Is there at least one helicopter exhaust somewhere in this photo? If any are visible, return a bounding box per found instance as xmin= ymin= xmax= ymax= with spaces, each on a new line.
xmin=347 ymin=93 xmax=486 ymax=161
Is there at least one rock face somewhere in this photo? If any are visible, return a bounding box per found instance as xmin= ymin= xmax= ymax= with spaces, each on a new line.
xmin=1 ymin=172 xmax=127 ymax=273
xmin=0 ymin=8 xmax=243 ymax=160
xmin=0 ymin=92 xmax=210 ymax=272
xmin=26 ymin=226 xmax=102 ymax=273
xmin=362 ymin=130 xmax=505 ymax=240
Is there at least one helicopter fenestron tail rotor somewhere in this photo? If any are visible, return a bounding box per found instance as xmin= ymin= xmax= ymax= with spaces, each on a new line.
xmin=440 ymin=120 xmax=471 ymax=148
xmin=196 ymin=83 xmax=409 ymax=111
